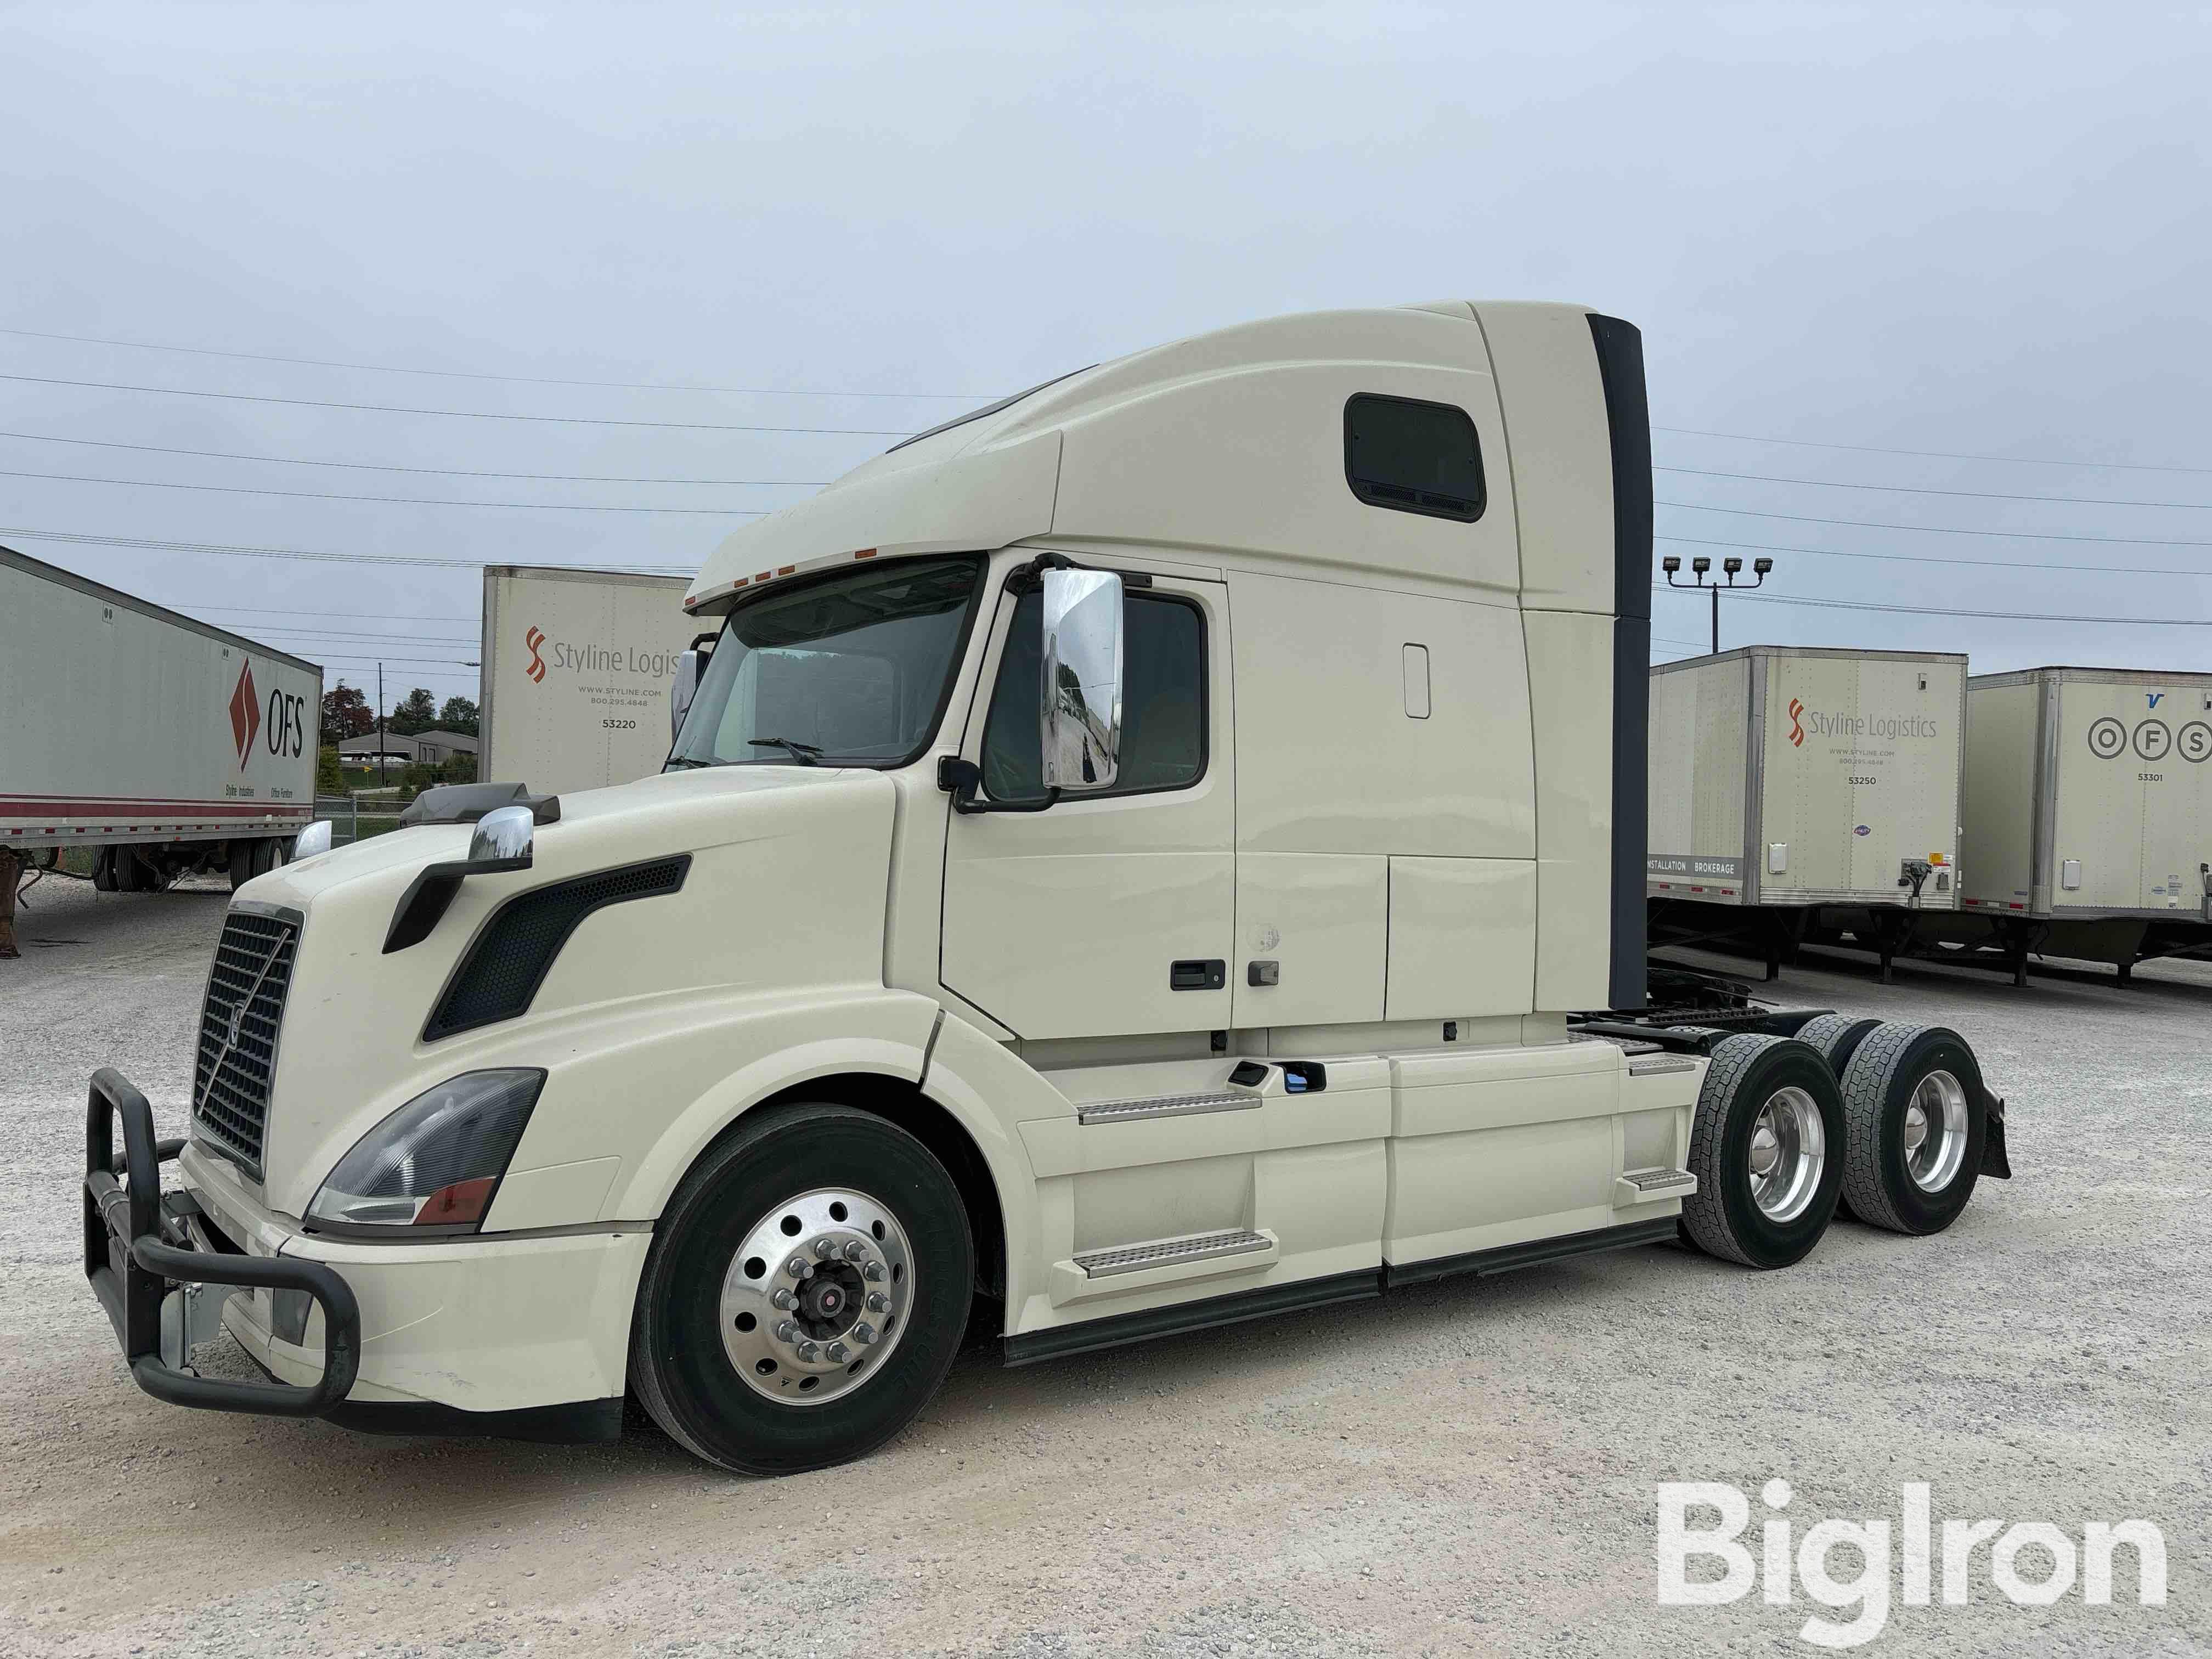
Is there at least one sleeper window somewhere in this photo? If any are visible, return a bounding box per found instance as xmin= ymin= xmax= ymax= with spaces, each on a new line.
xmin=1344 ymin=393 xmax=1485 ymax=522
xmin=981 ymin=591 xmax=1205 ymax=803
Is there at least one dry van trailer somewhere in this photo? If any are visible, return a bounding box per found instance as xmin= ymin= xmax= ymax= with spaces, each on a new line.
xmin=1646 ymin=646 xmax=1967 ymax=982
xmin=1934 ymin=666 xmax=2212 ymax=984
xmin=478 ymin=565 xmax=705 ymax=797
xmin=0 ymin=547 xmax=319 ymax=954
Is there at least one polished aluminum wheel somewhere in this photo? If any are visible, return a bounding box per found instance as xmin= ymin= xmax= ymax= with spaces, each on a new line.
xmin=718 ymin=1187 xmax=914 ymax=1407
xmin=1747 ymin=1086 xmax=1825 ymax=1223
xmin=1903 ymin=1069 xmax=1968 ymax=1193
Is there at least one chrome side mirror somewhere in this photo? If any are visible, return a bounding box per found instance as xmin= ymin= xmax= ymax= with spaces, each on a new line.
xmin=1040 ymin=567 xmax=1123 ymax=792
xmin=670 ymin=648 xmax=704 ymax=739
xmin=469 ymin=804 xmax=535 ymax=867
xmin=292 ymin=820 xmax=333 ymax=860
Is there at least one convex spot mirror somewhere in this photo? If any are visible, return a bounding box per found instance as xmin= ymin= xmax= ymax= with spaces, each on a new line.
xmin=1040 ymin=567 xmax=1123 ymax=792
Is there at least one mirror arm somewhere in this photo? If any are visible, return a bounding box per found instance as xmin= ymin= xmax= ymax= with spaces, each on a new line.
xmin=1005 ymin=552 xmax=1152 ymax=596
xmin=936 ymin=755 xmax=1060 ymax=816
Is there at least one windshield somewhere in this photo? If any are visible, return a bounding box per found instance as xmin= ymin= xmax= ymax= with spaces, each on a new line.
xmin=667 ymin=554 xmax=985 ymax=769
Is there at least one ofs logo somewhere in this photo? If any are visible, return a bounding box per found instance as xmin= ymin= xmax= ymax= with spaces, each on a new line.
xmin=1788 ymin=698 xmax=1806 ymax=747
xmin=525 ymin=625 xmax=549 ymax=684
xmin=229 ymin=659 xmax=261 ymax=766
xmin=226 ymin=658 xmax=308 ymax=771
xmin=2088 ymin=714 xmax=2210 ymax=764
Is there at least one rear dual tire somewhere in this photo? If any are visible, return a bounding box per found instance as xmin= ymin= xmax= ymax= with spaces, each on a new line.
xmin=1680 ymin=1035 xmax=1846 ymax=1268
xmin=1836 ymin=1024 xmax=1987 ymax=1236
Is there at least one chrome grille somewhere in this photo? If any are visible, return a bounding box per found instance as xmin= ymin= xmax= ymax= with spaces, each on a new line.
xmin=192 ymin=906 xmax=300 ymax=1175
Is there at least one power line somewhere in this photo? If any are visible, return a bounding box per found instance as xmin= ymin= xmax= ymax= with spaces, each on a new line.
xmin=0 ymin=524 xmax=695 ymax=573
xmin=1657 ymin=532 xmax=2209 ymax=580
xmin=1653 ymin=584 xmax=2208 ymax=627
xmin=0 ymin=429 xmax=830 ymax=486
xmin=1656 ymin=425 xmax=2212 ymax=479
xmin=0 ymin=324 xmax=992 ymax=400
xmin=1656 ymin=465 xmax=2212 ymax=512
xmin=177 ymin=603 xmax=486 ymax=623
xmin=0 ymin=372 xmax=915 ymax=436
xmin=0 ymin=465 xmax=772 ymax=515
xmin=1656 ymin=499 xmax=2212 ymax=548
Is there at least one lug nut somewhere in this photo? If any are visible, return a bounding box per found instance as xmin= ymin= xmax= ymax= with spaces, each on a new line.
xmin=795 ymin=1340 xmax=821 ymax=1362
xmin=825 ymin=1341 xmax=850 ymax=1363
xmin=853 ymin=1322 xmax=877 ymax=1345
xmin=769 ymin=1289 xmax=795 ymax=1310
xmin=774 ymin=1320 xmax=800 ymax=1344
xmin=841 ymin=1240 xmax=867 ymax=1262
xmin=866 ymin=1291 xmax=889 ymax=1312
xmin=785 ymin=1255 xmax=811 ymax=1278
xmin=812 ymin=1237 xmax=839 ymax=1260
xmin=862 ymin=1262 xmax=885 ymax=1282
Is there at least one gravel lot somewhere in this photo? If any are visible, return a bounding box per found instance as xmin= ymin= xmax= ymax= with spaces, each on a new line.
xmin=2 ymin=876 xmax=2205 ymax=1656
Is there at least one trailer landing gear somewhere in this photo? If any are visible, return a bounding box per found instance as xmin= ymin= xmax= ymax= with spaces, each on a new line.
xmin=0 ymin=845 xmax=19 ymax=960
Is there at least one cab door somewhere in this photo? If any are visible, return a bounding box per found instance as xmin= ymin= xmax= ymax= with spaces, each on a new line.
xmin=939 ymin=569 xmax=1232 ymax=1040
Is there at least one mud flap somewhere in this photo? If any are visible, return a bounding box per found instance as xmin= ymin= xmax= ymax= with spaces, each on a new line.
xmin=1979 ymin=1093 xmax=2012 ymax=1179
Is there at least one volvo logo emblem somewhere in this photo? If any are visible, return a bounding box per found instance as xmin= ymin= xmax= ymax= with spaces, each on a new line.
xmin=225 ymin=1003 xmax=247 ymax=1047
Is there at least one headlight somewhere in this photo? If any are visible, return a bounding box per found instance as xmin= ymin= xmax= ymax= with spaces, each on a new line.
xmin=307 ymin=1069 xmax=546 ymax=1232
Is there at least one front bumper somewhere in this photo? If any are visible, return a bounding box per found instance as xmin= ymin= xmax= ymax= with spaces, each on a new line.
xmin=84 ymin=1066 xmax=645 ymax=1441
xmin=84 ymin=1068 xmax=359 ymax=1417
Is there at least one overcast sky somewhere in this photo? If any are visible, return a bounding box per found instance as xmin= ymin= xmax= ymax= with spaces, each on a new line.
xmin=5 ymin=4 xmax=2209 ymax=710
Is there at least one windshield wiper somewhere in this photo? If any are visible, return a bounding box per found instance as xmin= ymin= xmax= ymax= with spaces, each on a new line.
xmin=748 ymin=737 xmax=825 ymax=765
xmin=664 ymin=756 xmax=714 ymax=770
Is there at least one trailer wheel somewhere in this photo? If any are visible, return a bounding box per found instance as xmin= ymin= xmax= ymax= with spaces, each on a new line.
xmin=1679 ymin=1035 xmax=1844 ymax=1269
xmin=630 ymin=1103 xmax=973 ymax=1476
xmin=1837 ymin=1023 xmax=1986 ymax=1235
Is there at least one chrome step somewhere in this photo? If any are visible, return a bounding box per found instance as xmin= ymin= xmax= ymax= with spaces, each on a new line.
xmin=1074 ymin=1228 xmax=1271 ymax=1278
xmin=1615 ymin=1167 xmax=1698 ymax=1205
xmin=1077 ymin=1090 xmax=1257 ymax=1126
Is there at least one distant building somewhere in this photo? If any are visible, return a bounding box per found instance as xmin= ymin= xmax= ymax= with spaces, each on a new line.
xmin=338 ymin=727 xmax=481 ymax=766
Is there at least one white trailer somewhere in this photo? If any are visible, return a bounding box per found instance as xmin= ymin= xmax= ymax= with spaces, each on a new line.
xmin=479 ymin=565 xmax=702 ymax=796
xmin=0 ymin=547 xmax=319 ymax=951
xmin=77 ymin=304 xmax=2008 ymax=1475
xmin=1647 ymin=646 xmax=1968 ymax=980
xmin=1949 ymin=665 xmax=2212 ymax=983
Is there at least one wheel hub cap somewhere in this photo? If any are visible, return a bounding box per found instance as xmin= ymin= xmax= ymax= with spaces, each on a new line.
xmin=718 ymin=1188 xmax=913 ymax=1407
xmin=1904 ymin=1070 xmax=1968 ymax=1193
xmin=1747 ymin=1086 xmax=1826 ymax=1223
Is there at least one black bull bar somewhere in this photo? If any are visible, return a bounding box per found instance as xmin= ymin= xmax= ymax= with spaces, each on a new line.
xmin=83 ymin=1065 xmax=359 ymax=1416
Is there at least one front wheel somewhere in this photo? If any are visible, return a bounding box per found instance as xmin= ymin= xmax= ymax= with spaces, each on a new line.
xmin=1679 ymin=1035 xmax=1845 ymax=1269
xmin=630 ymin=1104 xmax=973 ymax=1475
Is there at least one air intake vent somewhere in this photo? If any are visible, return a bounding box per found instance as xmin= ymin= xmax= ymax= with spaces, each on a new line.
xmin=424 ymin=856 xmax=689 ymax=1042
xmin=193 ymin=905 xmax=302 ymax=1177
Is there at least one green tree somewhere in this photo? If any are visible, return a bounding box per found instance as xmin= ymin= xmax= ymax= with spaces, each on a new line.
xmin=316 ymin=744 xmax=343 ymax=793
xmin=388 ymin=687 xmax=438 ymax=735
xmin=437 ymin=695 xmax=480 ymax=736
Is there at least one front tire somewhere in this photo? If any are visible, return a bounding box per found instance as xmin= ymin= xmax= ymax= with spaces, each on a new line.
xmin=1837 ymin=1023 xmax=1986 ymax=1235
xmin=630 ymin=1104 xmax=973 ymax=1476
xmin=1680 ymin=1035 xmax=1844 ymax=1268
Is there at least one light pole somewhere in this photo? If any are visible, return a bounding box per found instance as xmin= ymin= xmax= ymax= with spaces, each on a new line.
xmin=1663 ymin=554 xmax=1773 ymax=654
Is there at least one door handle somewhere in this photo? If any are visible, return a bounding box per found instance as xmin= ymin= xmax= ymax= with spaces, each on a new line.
xmin=1169 ymin=959 xmax=1226 ymax=991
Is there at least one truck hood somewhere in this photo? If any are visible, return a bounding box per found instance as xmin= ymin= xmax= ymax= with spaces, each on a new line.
xmin=223 ymin=765 xmax=901 ymax=1217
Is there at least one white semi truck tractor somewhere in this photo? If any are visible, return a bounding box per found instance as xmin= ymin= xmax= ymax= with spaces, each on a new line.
xmin=82 ymin=303 xmax=2010 ymax=1474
